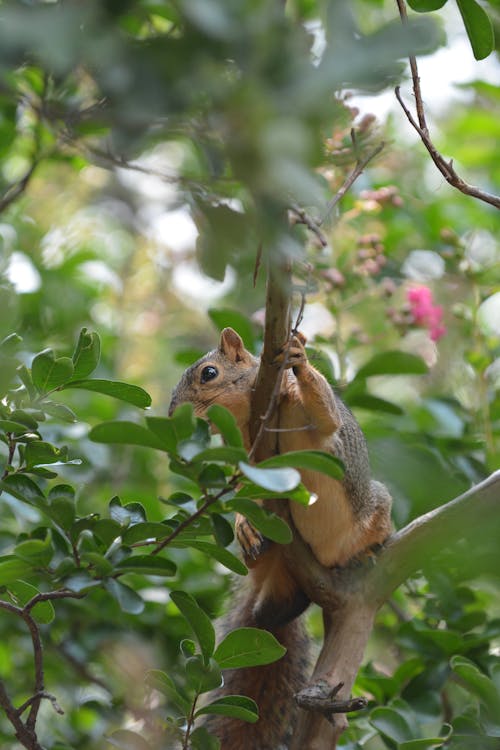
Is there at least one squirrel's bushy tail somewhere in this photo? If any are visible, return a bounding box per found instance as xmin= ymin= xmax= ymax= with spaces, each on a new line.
xmin=203 ymin=588 xmax=309 ymax=750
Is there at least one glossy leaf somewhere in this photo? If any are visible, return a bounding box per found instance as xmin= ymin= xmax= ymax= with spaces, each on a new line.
xmin=450 ymin=655 xmax=500 ymax=717
xmin=407 ymin=0 xmax=447 ymax=9
xmin=89 ymin=422 xmax=166 ymax=450
xmin=186 ymin=541 xmax=247 ymax=575
xmin=456 ymin=0 xmax=494 ymax=60
xmin=185 ymin=655 xmax=222 ymax=694
xmin=64 ymin=379 xmax=151 ymax=408
xmin=214 ymin=627 xmax=286 ymax=668
xmin=0 ymin=555 xmax=33 ymax=585
xmin=31 ymin=349 xmax=75 ymax=392
xmin=259 ymin=450 xmax=344 ymax=480
xmin=238 ymin=461 xmax=301 ymax=493
xmin=170 ymin=590 xmax=215 ymax=662
xmin=227 ymin=498 xmax=292 ymax=544
xmin=206 ymin=403 xmax=244 ymax=448
xmin=71 ymin=328 xmax=101 ymax=379
xmin=105 ymin=579 xmax=145 ymax=614
xmin=116 ymin=555 xmax=177 ymax=577
xmin=195 ymin=694 xmax=258 ymax=722
xmin=145 ymin=669 xmax=190 ymax=713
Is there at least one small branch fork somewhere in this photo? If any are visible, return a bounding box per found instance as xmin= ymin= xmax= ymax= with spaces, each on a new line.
xmin=0 ymin=589 xmax=84 ymax=750
xmin=395 ymin=0 xmax=500 ymax=210
xmin=295 ymin=680 xmax=368 ymax=725
xmin=290 ymin=135 xmax=386 ymax=244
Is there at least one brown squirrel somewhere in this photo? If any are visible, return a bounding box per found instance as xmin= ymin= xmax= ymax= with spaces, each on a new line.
xmin=169 ymin=327 xmax=392 ymax=750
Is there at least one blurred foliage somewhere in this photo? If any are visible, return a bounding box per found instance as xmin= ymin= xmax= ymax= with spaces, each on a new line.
xmin=0 ymin=0 xmax=499 ymax=748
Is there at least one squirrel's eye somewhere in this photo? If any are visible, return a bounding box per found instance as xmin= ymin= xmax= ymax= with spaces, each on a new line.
xmin=201 ymin=365 xmax=218 ymax=383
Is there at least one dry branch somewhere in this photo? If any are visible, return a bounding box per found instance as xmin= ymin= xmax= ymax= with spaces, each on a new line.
xmin=395 ymin=0 xmax=500 ymax=210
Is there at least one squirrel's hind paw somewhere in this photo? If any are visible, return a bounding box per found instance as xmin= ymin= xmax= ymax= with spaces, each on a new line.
xmin=235 ymin=514 xmax=269 ymax=563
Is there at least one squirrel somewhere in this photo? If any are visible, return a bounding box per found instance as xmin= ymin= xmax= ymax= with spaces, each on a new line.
xmin=168 ymin=327 xmax=392 ymax=750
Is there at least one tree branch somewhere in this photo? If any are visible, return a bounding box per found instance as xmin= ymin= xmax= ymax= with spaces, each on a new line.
xmin=0 ymin=589 xmax=86 ymax=749
xmin=321 ymin=136 xmax=386 ymax=224
xmin=288 ymin=470 xmax=500 ymax=747
xmin=248 ymin=250 xmax=292 ymax=461
xmin=395 ymin=0 xmax=500 ymax=210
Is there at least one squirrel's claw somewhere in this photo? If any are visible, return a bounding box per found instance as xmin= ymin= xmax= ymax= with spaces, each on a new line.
xmin=273 ymin=333 xmax=307 ymax=370
xmin=235 ymin=514 xmax=268 ymax=564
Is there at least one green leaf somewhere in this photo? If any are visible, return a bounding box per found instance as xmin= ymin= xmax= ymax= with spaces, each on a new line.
xmin=0 ymin=419 xmax=33 ymax=435
xmin=93 ymin=519 xmax=122 ymax=546
xmin=144 ymin=416 xmax=178 ymax=452
xmin=31 ymin=349 xmax=75 ymax=392
xmin=456 ymin=0 xmax=495 ymax=60
xmin=41 ymin=400 xmax=77 ymax=422
xmin=192 ymin=446 xmax=247 ymax=464
xmin=355 ymin=351 xmax=428 ymax=379
xmin=105 ymin=579 xmax=144 ymax=614
xmin=145 ymin=670 xmax=190 ymax=713
xmin=208 ymin=309 xmax=256 ymax=350
xmin=47 ymin=496 xmax=75 ymax=530
xmin=450 ymin=655 xmax=500 ymax=717
xmin=370 ymin=706 xmax=416 ymax=743
xmin=195 ymin=695 xmax=259 ymax=723
xmin=0 ymin=332 xmax=22 ymax=354
xmin=206 ymin=404 xmax=244 ymax=448
xmin=214 ymin=627 xmax=286 ymax=668
xmin=89 ymin=422 xmax=166 ymax=450
xmin=0 ymin=555 xmax=33 ymax=585
xmin=238 ymin=462 xmax=301 ymax=493
xmin=64 ymin=379 xmax=151 ymax=408
xmin=186 ymin=541 xmax=247 ymax=575
xmin=15 ymin=531 xmax=53 ymax=567
xmin=211 ymin=512 xmax=234 ymax=547
xmin=109 ymin=497 xmax=146 ymax=526
xmin=105 ymin=729 xmax=152 ymax=750
xmin=407 ymin=0 xmax=448 ymax=10
xmin=122 ymin=522 xmax=172 ymax=545
xmin=259 ymin=450 xmax=344 ymax=480
xmin=170 ymin=590 xmax=215 ymax=662
xmin=185 ymin=655 xmax=222 ymax=694
xmin=72 ymin=328 xmax=101 ymax=379
xmin=116 ymin=555 xmax=177 ymax=577
xmin=24 ymin=440 xmax=67 ymax=469
xmin=189 ymin=727 xmax=220 ymax=750
xmin=227 ymin=498 xmax=292 ymax=544
xmin=146 ymin=404 xmax=197 ymax=453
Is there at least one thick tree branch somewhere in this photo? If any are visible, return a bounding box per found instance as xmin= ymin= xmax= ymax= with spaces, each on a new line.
xmin=395 ymin=0 xmax=500 ymax=210
xmin=287 ymin=470 xmax=500 ymax=747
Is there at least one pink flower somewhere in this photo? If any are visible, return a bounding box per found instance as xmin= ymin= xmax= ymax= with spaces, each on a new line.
xmin=407 ymin=286 xmax=446 ymax=341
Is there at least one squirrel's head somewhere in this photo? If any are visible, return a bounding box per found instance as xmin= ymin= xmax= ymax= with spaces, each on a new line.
xmin=168 ymin=328 xmax=258 ymax=420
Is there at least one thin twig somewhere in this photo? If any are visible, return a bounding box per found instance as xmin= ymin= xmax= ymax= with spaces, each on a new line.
xmin=320 ymin=139 xmax=385 ymax=224
xmin=0 ymin=162 xmax=40 ymax=215
xmin=151 ymin=475 xmax=239 ymax=555
xmin=395 ymin=0 xmax=500 ymax=210
xmin=290 ymin=203 xmax=328 ymax=247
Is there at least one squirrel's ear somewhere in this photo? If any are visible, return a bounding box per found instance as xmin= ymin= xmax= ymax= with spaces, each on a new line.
xmin=219 ymin=327 xmax=248 ymax=363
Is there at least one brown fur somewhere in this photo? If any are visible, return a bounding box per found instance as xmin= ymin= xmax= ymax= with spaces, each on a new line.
xmin=203 ymin=585 xmax=309 ymax=750
xmin=169 ymin=328 xmax=393 ymax=748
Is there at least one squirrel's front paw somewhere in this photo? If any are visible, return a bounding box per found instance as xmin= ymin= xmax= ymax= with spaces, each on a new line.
xmin=274 ymin=333 xmax=308 ymax=370
xmin=235 ymin=514 xmax=269 ymax=564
